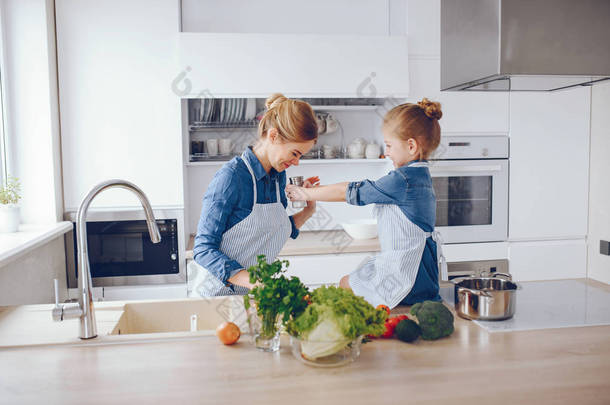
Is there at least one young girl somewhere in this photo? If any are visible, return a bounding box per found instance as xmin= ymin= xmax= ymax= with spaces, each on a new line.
xmin=286 ymin=98 xmax=447 ymax=308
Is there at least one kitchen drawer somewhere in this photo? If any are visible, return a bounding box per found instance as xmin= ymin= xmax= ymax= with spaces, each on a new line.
xmin=279 ymin=252 xmax=375 ymax=287
xmin=509 ymin=239 xmax=586 ymax=281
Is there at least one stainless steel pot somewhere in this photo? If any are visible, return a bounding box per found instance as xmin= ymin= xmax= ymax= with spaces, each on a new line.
xmin=453 ymin=273 xmax=519 ymax=321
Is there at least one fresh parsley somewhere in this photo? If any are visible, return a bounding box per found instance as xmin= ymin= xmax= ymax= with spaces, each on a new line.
xmin=243 ymin=255 xmax=309 ymax=338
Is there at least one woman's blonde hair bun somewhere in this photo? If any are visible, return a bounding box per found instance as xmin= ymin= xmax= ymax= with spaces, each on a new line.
xmin=417 ymin=98 xmax=443 ymax=120
xmin=265 ymin=93 xmax=289 ymax=110
xmin=258 ymin=93 xmax=318 ymax=143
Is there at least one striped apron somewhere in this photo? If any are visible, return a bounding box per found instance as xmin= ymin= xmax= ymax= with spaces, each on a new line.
xmin=348 ymin=163 xmax=448 ymax=308
xmin=188 ymin=153 xmax=292 ymax=297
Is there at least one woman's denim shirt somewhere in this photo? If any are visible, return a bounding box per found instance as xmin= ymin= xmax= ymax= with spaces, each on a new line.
xmin=345 ymin=160 xmax=436 ymax=231
xmin=193 ymin=147 xmax=299 ymax=282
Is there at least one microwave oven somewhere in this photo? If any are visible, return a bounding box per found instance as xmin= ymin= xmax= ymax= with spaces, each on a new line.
xmin=65 ymin=208 xmax=186 ymax=288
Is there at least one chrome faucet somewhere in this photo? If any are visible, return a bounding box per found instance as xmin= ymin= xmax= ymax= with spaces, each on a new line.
xmin=52 ymin=179 xmax=161 ymax=339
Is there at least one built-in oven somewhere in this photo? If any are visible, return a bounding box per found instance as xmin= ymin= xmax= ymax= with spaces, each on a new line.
xmin=430 ymin=136 xmax=509 ymax=244
xmin=65 ymin=208 xmax=186 ymax=288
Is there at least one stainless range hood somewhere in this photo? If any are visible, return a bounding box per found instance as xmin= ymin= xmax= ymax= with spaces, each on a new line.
xmin=441 ymin=0 xmax=610 ymax=91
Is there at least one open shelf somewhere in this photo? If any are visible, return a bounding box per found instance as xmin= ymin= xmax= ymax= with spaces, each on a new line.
xmin=186 ymin=158 xmax=390 ymax=167
xmin=189 ymin=121 xmax=258 ymax=131
xmin=310 ymin=105 xmax=380 ymax=111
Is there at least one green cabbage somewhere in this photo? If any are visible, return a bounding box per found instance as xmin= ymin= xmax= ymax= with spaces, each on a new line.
xmin=287 ymin=286 xmax=387 ymax=359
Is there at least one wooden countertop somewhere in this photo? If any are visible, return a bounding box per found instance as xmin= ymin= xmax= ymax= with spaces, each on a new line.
xmin=186 ymin=230 xmax=381 ymax=260
xmin=1 ymin=280 xmax=609 ymax=404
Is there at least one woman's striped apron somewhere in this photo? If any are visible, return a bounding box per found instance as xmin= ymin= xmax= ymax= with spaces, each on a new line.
xmin=188 ymin=153 xmax=292 ymax=297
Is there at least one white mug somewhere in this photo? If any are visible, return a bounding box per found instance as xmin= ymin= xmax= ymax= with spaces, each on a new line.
xmin=316 ymin=113 xmax=327 ymax=135
xmin=219 ymin=138 xmax=232 ymax=155
xmin=322 ymin=144 xmax=336 ymax=159
xmin=365 ymin=143 xmax=381 ymax=159
xmin=206 ymin=139 xmax=218 ymax=156
xmin=325 ymin=114 xmax=339 ymax=134
xmin=348 ymin=143 xmax=363 ymax=158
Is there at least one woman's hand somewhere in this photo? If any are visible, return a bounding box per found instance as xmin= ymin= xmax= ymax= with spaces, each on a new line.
xmin=339 ymin=275 xmax=351 ymax=290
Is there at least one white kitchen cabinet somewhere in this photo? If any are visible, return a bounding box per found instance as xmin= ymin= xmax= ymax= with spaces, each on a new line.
xmin=509 ymin=239 xmax=587 ymax=281
xmin=407 ymin=0 xmax=440 ymax=57
xmin=56 ymin=0 xmax=183 ymax=210
xmin=508 ymin=87 xmax=590 ymax=240
xmin=102 ymin=284 xmax=187 ymax=301
xmin=178 ymin=33 xmax=409 ymax=98
xmin=182 ymin=0 xmax=394 ymax=35
xmin=279 ymin=253 xmax=375 ymax=287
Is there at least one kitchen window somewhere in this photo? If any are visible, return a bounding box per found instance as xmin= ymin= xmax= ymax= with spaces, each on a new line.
xmin=0 ymin=68 xmax=7 ymax=185
xmin=0 ymin=13 xmax=7 ymax=185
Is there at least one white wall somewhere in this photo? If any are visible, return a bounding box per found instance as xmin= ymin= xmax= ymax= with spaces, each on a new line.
xmin=587 ymin=81 xmax=610 ymax=284
xmin=1 ymin=0 xmax=63 ymax=223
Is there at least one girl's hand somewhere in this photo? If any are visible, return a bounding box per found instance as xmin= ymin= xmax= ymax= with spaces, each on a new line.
xmin=286 ymin=176 xmax=319 ymax=202
xmin=285 ymin=184 xmax=307 ymax=202
xmin=302 ymin=176 xmax=320 ymax=212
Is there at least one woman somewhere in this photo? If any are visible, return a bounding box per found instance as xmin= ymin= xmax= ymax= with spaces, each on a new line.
xmin=189 ymin=94 xmax=318 ymax=296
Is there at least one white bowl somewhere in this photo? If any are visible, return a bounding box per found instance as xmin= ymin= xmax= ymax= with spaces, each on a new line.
xmin=341 ymin=219 xmax=378 ymax=240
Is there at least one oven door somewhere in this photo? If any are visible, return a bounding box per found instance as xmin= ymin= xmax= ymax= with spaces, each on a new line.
xmin=429 ymin=159 xmax=508 ymax=243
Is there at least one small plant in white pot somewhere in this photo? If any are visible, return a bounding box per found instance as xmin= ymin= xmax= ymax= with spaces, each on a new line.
xmin=0 ymin=176 xmax=21 ymax=233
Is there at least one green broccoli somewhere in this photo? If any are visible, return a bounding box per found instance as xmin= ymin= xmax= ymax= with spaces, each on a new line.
xmin=395 ymin=319 xmax=421 ymax=343
xmin=410 ymin=301 xmax=454 ymax=340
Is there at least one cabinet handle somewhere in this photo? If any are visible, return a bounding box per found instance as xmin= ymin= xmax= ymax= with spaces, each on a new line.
xmin=429 ymin=165 xmax=503 ymax=173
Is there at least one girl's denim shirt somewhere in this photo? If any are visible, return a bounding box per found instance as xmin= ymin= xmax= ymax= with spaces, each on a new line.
xmin=345 ymin=160 xmax=436 ymax=231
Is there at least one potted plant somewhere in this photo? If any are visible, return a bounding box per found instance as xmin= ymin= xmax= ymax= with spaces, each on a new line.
xmin=0 ymin=176 xmax=21 ymax=233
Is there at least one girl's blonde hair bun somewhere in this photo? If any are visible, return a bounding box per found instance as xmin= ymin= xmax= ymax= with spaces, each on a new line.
xmin=265 ymin=93 xmax=289 ymax=110
xmin=417 ymin=98 xmax=443 ymax=120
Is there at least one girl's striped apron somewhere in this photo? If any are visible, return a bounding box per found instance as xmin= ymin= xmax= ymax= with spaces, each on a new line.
xmin=188 ymin=153 xmax=292 ymax=297
xmin=348 ymin=161 xmax=448 ymax=308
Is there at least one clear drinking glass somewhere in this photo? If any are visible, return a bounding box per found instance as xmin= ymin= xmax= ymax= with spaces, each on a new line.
xmin=245 ymin=302 xmax=282 ymax=352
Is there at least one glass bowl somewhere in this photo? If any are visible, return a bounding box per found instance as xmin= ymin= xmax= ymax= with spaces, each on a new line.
xmin=289 ymin=335 xmax=363 ymax=368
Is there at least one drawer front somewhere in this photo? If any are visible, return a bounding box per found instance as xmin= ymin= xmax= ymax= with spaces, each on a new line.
xmin=279 ymin=253 xmax=375 ymax=287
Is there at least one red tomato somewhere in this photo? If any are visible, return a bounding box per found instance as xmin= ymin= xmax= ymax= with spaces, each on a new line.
xmin=376 ymin=304 xmax=391 ymax=316
xmin=380 ymin=326 xmax=394 ymax=339
xmin=380 ymin=317 xmax=402 ymax=338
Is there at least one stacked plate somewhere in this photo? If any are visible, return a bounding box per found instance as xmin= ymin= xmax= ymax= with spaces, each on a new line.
xmin=196 ymin=99 xmax=257 ymax=125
